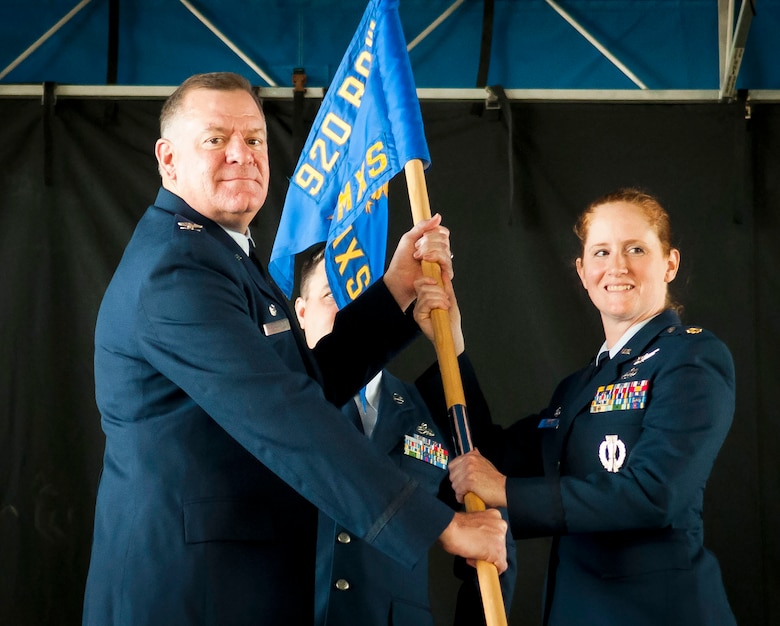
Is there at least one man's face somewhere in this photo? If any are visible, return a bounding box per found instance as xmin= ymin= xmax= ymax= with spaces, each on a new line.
xmin=294 ymin=260 xmax=339 ymax=349
xmin=155 ymin=88 xmax=269 ymax=233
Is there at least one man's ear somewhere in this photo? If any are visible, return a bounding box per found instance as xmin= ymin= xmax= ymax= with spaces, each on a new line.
xmin=294 ymin=297 xmax=306 ymax=328
xmin=155 ymin=138 xmax=175 ymax=180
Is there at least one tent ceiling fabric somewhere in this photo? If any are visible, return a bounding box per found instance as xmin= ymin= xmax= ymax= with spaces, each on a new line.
xmin=2 ymin=0 xmax=779 ymax=93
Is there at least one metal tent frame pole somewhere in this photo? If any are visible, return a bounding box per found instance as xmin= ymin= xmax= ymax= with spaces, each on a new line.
xmin=544 ymin=0 xmax=648 ymax=90
xmin=178 ymin=0 xmax=277 ymax=87
xmin=406 ymin=0 xmax=466 ymax=52
xmin=2 ymin=84 xmax=780 ymax=103
xmin=719 ymin=0 xmax=757 ymax=100
xmin=0 ymin=0 xmax=94 ymax=82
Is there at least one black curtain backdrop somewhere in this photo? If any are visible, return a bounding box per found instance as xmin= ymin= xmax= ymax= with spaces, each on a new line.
xmin=1 ymin=95 xmax=777 ymax=626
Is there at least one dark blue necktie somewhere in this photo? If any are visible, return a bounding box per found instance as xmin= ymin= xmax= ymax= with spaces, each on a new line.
xmin=588 ymin=351 xmax=610 ymax=382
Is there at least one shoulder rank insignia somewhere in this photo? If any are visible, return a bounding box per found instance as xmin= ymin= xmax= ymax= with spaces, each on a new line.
xmin=177 ymin=221 xmax=203 ymax=231
xmin=686 ymin=327 xmax=703 ymax=334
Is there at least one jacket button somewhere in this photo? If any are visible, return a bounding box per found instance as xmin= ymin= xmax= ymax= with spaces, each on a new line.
xmin=335 ymin=579 xmax=350 ymax=591
xmin=337 ymin=532 xmax=352 ymax=544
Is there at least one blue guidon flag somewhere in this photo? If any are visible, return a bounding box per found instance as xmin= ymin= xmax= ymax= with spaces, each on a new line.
xmin=269 ymin=0 xmax=430 ymax=309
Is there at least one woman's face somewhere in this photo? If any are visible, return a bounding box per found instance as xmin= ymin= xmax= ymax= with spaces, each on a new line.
xmin=575 ymin=201 xmax=680 ymax=335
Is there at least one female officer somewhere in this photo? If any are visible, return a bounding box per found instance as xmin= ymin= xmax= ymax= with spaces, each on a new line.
xmin=448 ymin=188 xmax=737 ymax=625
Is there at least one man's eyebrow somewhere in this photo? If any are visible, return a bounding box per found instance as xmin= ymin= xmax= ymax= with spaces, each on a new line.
xmin=203 ymin=124 xmax=265 ymax=135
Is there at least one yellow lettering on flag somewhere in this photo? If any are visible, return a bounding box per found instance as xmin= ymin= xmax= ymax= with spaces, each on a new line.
xmin=355 ymin=50 xmax=372 ymax=78
xmin=354 ymin=163 xmax=368 ymax=204
xmin=346 ymin=265 xmax=371 ymax=300
xmin=338 ymin=76 xmax=365 ymax=107
xmin=335 ymin=237 xmax=365 ymax=275
xmin=336 ymin=183 xmax=353 ymax=221
xmin=366 ymin=141 xmax=387 ymax=177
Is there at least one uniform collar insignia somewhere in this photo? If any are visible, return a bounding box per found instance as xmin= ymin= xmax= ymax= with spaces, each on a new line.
xmin=177 ymin=220 xmax=203 ymax=231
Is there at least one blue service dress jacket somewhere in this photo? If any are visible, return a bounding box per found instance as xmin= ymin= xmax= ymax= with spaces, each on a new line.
xmin=314 ymin=363 xmax=516 ymax=626
xmin=83 ymin=188 xmax=456 ymax=626
xmin=314 ymin=371 xmax=451 ymax=626
xmin=477 ymin=309 xmax=737 ymax=626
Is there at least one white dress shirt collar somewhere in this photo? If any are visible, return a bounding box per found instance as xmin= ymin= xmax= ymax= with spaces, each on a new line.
xmin=220 ymin=225 xmax=252 ymax=256
xmin=596 ymin=314 xmax=658 ymax=362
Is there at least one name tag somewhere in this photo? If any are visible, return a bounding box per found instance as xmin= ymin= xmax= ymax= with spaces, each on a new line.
xmin=263 ymin=318 xmax=291 ymax=336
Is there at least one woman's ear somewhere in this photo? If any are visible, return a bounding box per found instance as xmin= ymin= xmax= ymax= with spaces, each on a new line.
xmin=575 ymin=257 xmax=587 ymax=289
xmin=665 ymin=248 xmax=681 ymax=283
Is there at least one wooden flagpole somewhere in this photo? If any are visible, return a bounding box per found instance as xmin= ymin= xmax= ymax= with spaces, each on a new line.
xmin=404 ymin=159 xmax=508 ymax=626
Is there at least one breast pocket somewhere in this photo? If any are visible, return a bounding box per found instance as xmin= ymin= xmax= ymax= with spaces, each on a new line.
xmin=259 ymin=313 xmax=312 ymax=376
xmin=398 ymin=436 xmax=448 ymax=496
xmin=568 ymin=410 xmax=645 ymax=476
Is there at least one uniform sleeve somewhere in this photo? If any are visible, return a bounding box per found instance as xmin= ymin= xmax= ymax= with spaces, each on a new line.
xmin=137 ymin=246 xmax=453 ymax=568
xmin=312 ymin=279 xmax=420 ymax=407
xmin=507 ymin=333 xmax=736 ymax=536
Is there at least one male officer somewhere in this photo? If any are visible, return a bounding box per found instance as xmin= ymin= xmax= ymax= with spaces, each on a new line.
xmin=296 ymin=244 xmax=515 ymax=626
xmin=83 ymin=72 xmax=507 ymax=625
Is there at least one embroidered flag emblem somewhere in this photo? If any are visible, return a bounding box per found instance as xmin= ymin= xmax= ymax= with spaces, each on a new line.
xmin=591 ymin=380 xmax=649 ymax=413
xmin=404 ymin=434 xmax=448 ymax=469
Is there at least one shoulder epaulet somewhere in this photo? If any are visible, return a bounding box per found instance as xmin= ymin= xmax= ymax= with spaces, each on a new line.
xmin=661 ymin=325 xmax=705 ymax=337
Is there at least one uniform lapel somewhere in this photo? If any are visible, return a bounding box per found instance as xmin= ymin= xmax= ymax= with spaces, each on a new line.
xmin=156 ymin=190 xmax=320 ymax=381
xmin=370 ymin=373 xmax=419 ymax=454
xmin=162 ymin=190 xmax=282 ymax=304
xmin=241 ymin=250 xmax=321 ymax=381
xmin=549 ymin=310 xmax=681 ymax=464
xmin=547 ymin=366 xmax=600 ymax=463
